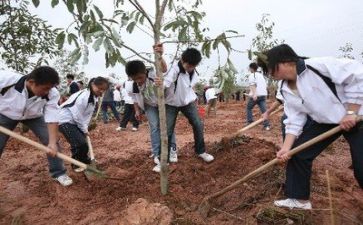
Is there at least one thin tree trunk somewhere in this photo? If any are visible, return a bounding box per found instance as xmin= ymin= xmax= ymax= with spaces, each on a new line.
xmin=154 ymin=0 xmax=169 ymax=195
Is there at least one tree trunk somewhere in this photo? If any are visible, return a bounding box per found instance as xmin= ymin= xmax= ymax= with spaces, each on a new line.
xmin=154 ymin=0 xmax=169 ymax=195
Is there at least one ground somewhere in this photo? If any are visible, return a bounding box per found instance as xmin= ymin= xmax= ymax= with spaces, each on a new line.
xmin=0 ymin=100 xmax=362 ymax=225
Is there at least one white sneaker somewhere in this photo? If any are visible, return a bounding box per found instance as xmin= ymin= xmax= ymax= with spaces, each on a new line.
xmin=274 ymin=198 xmax=312 ymax=210
xmin=198 ymin=152 xmax=214 ymax=162
xmin=54 ymin=174 xmax=73 ymax=187
xmin=131 ymin=127 xmax=138 ymax=132
xmin=153 ymin=157 xmax=160 ymax=165
xmin=116 ymin=127 xmax=126 ymax=131
xmin=169 ymin=148 xmax=178 ymax=163
xmin=152 ymin=164 xmax=161 ymax=173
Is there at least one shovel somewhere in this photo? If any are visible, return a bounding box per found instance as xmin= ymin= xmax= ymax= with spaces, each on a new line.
xmin=86 ymin=135 xmax=96 ymax=166
xmin=0 ymin=125 xmax=105 ymax=177
xmin=222 ymin=106 xmax=283 ymax=147
xmin=198 ymin=118 xmax=362 ymax=217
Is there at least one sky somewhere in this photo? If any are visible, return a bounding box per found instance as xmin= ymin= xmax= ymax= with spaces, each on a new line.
xmin=11 ymin=0 xmax=363 ymax=83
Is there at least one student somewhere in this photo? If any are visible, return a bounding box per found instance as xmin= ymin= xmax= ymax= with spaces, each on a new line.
xmin=0 ymin=66 xmax=73 ymax=186
xmin=59 ymin=77 xmax=109 ymax=172
xmin=246 ymin=62 xmax=270 ymax=130
xmin=66 ymin=74 xmax=80 ymax=95
xmin=125 ymin=60 xmax=178 ymax=172
xmin=205 ymin=86 xmax=218 ymax=116
xmin=158 ymin=48 xmax=214 ymax=163
xmin=101 ymin=85 xmax=121 ymax=124
xmin=77 ymin=80 xmax=84 ymax=90
xmin=258 ymin=44 xmax=363 ymax=210
xmin=117 ymin=80 xmax=139 ymax=131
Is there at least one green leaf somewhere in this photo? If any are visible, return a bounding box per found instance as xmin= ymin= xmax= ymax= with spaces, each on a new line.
xmin=55 ymin=32 xmax=65 ymax=49
xmin=126 ymin=21 xmax=136 ymax=33
xmin=92 ymin=37 xmax=103 ymax=51
xmin=51 ymin=0 xmax=59 ymax=8
xmin=66 ymin=0 xmax=74 ymax=12
xmin=103 ymin=38 xmax=113 ymax=54
xmin=139 ymin=15 xmax=144 ymax=24
xmin=32 ymin=0 xmax=40 ymax=7
xmin=94 ymin=5 xmax=103 ymax=19
xmin=225 ymin=30 xmax=238 ymax=34
xmin=178 ymin=27 xmax=187 ymax=41
xmin=76 ymin=0 xmax=84 ymax=17
xmin=79 ymin=21 xmax=91 ymax=34
xmin=111 ymin=28 xmax=122 ymax=47
xmin=67 ymin=33 xmax=77 ymax=45
xmin=69 ymin=48 xmax=81 ymax=64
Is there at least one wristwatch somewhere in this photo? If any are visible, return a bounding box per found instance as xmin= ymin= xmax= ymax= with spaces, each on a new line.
xmin=346 ymin=110 xmax=356 ymax=115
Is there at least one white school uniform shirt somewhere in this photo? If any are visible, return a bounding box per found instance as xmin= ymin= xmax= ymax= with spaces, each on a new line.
xmin=248 ymin=71 xmax=268 ymax=97
xmin=0 ymin=70 xmax=60 ymax=123
xmin=113 ymin=89 xmax=122 ymax=102
xmin=163 ymin=62 xmax=199 ymax=107
xmin=130 ymin=69 xmax=158 ymax=111
xmin=205 ymin=88 xmax=218 ymax=103
xmin=122 ymin=81 xmax=134 ymax=105
xmin=59 ymin=89 xmax=98 ymax=134
xmin=282 ymin=57 xmax=363 ymax=136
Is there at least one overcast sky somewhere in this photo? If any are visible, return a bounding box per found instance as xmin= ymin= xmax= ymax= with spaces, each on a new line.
xmin=24 ymin=0 xmax=363 ymax=83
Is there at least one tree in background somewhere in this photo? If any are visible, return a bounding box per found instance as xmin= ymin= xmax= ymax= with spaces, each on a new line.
xmin=249 ymin=14 xmax=284 ymax=98
xmin=338 ymin=42 xmax=355 ymax=59
xmin=0 ymin=1 xmax=60 ymax=73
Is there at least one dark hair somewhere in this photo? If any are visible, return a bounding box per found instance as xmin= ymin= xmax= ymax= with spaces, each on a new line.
xmin=181 ymin=48 xmax=202 ymax=66
xmin=27 ymin=66 xmax=59 ymax=85
xmin=264 ymin=44 xmax=299 ymax=75
xmin=249 ymin=62 xmax=258 ymax=71
xmin=66 ymin=74 xmax=75 ymax=80
xmin=77 ymin=81 xmax=84 ymax=86
xmin=125 ymin=60 xmax=146 ymax=77
xmin=88 ymin=76 xmax=109 ymax=89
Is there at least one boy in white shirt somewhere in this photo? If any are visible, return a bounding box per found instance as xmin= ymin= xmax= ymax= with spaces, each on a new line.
xmin=246 ymin=62 xmax=270 ymax=130
xmin=0 ymin=66 xmax=72 ymax=186
xmin=158 ymin=48 xmax=214 ymax=163
xmin=259 ymin=44 xmax=363 ymax=210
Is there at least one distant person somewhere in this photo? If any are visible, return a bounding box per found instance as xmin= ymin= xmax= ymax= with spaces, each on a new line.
xmin=116 ymin=80 xmax=139 ymax=131
xmin=258 ymin=44 xmax=363 ymax=210
xmin=235 ymin=90 xmax=241 ymax=101
xmin=66 ymin=74 xmax=80 ymax=95
xmin=77 ymin=80 xmax=84 ymax=90
xmin=0 ymin=66 xmax=72 ymax=186
xmin=246 ymin=62 xmax=270 ymax=130
xmin=113 ymin=85 xmax=122 ymax=108
xmin=101 ymin=85 xmax=121 ymax=124
xmin=205 ymin=87 xmax=218 ymax=116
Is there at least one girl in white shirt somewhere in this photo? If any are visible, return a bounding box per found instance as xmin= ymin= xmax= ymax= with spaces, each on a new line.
xmin=59 ymin=77 xmax=109 ymax=172
xmin=258 ymin=44 xmax=363 ymax=210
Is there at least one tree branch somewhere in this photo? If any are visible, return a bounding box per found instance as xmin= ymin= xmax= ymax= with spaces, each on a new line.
xmin=129 ymin=0 xmax=155 ymax=32
xmin=120 ymin=43 xmax=154 ymax=64
xmin=162 ymin=34 xmax=245 ymax=44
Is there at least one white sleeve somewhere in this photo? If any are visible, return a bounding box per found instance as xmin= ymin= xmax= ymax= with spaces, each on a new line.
xmin=44 ymin=89 xmax=60 ymax=123
xmin=248 ymin=73 xmax=256 ymax=86
xmin=69 ymin=92 xmax=89 ymax=133
xmin=309 ymin=57 xmax=363 ymax=105
xmin=163 ymin=66 xmax=178 ymax=88
xmin=0 ymin=71 xmax=22 ymax=90
xmin=283 ymin=102 xmax=308 ymax=136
